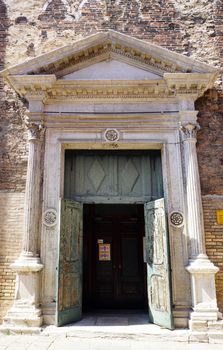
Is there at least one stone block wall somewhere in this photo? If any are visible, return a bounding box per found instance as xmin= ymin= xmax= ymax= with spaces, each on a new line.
xmin=0 ymin=0 xmax=222 ymax=322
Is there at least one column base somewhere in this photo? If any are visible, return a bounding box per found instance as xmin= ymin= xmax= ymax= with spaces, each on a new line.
xmin=2 ymin=305 xmax=43 ymax=329
xmin=2 ymin=255 xmax=44 ymax=332
xmin=186 ymin=256 xmax=220 ymax=325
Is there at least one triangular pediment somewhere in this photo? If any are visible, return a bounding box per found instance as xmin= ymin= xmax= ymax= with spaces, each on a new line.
xmin=1 ymin=30 xmax=217 ymax=79
xmin=62 ymin=60 xmax=162 ymax=80
xmin=1 ymin=30 xmax=218 ymax=103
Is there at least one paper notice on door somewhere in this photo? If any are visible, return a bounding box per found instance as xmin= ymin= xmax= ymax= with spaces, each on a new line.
xmin=99 ymin=244 xmax=111 ymax=261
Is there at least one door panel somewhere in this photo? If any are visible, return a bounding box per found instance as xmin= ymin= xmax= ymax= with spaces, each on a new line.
xmin=144 ymin=198 xmax=174 ymax=330
xmin=64 ymin=150 xmax=163 ymax=203
xmin=57 ymin=199 xmax=83 ymax=326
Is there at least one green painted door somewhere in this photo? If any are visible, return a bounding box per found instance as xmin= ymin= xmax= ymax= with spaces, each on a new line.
xmin=144 ymin=198 xmax=174 ymax=330
xmin=56 ymin=199 xmax=83 ymax=326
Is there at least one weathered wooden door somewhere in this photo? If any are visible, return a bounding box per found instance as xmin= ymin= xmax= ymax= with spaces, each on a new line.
xmin=144 ymin=198 xmax=174 ymax=330
xmin=56 ymin=199 xmax=83 ymax=326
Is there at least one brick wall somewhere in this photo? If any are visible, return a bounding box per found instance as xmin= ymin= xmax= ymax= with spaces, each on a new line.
xmin=4 ymin=1 xmax=219 ymax=66
xmin=0 ymin=0 xmax=222 ymax=321
xmin=0 ymin=0 xmax=28 ymax=194
xmin=0 ymin=1 xmax=27 ymax=322
xmin=197 ymin=90 xmax=223 ymax=312
xmin=196 ymin=90 xmax=223 ymax=196
xmin=203 ymin=196 xmax=223 ymax=313
xmin=0 ymin=193 xmax=24 ymax=322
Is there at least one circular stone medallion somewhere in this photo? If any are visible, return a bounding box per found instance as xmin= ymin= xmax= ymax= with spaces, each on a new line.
xmin=104 ymin=129 xmax=119 ymax=142
xmin=169 ymin=211 xmax=184 ymax=227
xmin=43 ymin=209 xmax=57 ymax=227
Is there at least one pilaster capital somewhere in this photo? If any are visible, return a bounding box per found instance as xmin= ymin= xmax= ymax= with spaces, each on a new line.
xmin=26 ymin=121 xmax=45 ymax=142
xmin=180 ymin=122 xmax=200 ymax=141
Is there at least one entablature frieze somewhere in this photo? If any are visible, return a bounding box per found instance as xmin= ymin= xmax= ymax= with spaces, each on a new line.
xmin=27 ymin=111 xmax=182 ymax=133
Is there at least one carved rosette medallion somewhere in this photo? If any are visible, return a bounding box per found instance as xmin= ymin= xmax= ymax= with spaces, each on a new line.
xmin=104 ymin=128 xmax=119 ymax=142
xmin=169 ymin=211 xmax=184 ymax=227
xmin=43 ymin=209 xmax=57 ymax=227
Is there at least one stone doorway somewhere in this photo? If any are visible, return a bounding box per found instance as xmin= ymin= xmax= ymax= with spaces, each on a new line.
xmin=57 ymin=150 xmax=173 ymax=329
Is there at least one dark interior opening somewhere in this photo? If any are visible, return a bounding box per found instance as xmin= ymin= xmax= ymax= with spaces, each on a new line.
xmin=83 ymin=204 xmax=147 ymax=311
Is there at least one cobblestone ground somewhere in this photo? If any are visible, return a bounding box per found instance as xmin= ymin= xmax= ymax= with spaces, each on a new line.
xmin=0 ymin=335 xmax=223 ymax=350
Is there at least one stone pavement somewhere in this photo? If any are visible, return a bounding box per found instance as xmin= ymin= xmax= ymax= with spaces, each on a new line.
xmin=1 ymin=313 xmax=223 ymax=349
xmin=0 ymin=335 xmax=223 ymax=350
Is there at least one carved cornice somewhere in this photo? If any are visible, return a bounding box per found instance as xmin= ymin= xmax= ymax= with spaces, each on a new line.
xmin=5 ymin=73 xmax=217 ymax=103
xmin=32 ymin=42 xmax=183 ymax=78
xmin=6 ymin=75 xmax=56 ymax=98
xmin=2 ymin=71 xmax=217 ymax=105
xmin=47 ymin=80 xmax=174 ymax=100
xmin=164 ymin=73 xmax=217 ymax=99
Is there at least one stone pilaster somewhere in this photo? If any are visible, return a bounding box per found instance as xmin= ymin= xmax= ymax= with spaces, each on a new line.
xmin=22 ymin=122 xmax=43 ymax=259
xmin=181 ymin=122 xmax=220 ymax=325
xmin=2 ymin=122 xmax=44 ymax=332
